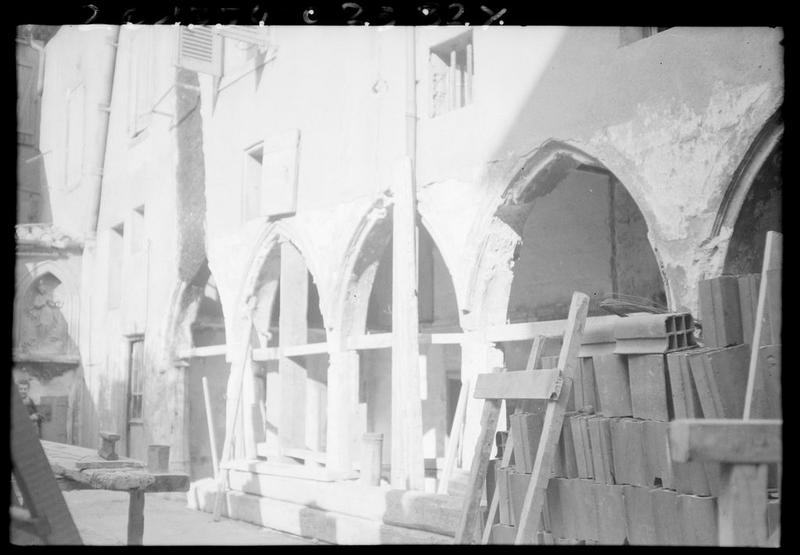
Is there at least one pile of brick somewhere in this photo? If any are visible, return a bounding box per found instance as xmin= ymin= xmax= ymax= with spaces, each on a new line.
xmin=488 ymin=274 xmax=781 ymax=545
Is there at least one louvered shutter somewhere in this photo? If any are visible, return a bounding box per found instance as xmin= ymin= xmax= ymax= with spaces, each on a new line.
xmin=177 ymin=26 xmax=222 ymax=76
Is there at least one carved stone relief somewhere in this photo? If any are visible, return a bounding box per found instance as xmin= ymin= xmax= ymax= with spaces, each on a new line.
xmin=18 ymin=274 xmax=71 ymax=356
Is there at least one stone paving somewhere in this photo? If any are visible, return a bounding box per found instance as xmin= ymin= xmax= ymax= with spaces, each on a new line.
xmin=62 ymin=490 xmax=318 ymax=545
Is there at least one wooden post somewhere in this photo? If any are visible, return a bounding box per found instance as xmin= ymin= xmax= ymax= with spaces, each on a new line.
xmin=391 ymin=157 xmax=425 ymax=490
xmin=719 ymin=463 xmax=768 ymax=546
xmin=744 ymin=231 xmax=782 ymax=419
xmin=202 ymin=376 xmax=220 ymax=479
xmin=279 ymin=240 xmax=309 ymax=452
xmin=360 ymin=433 xmax=384 ymax=486
xmin=325 ymin=349 xmax=359 ymax=478
xmin=437 ymin=377 xmax=469 ymax=494
xmin=127 ymin=490 xmax=145 ymax=545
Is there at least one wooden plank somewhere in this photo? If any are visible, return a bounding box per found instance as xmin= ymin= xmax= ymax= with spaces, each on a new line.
xmin=569 ymin=414 xmax=589 ymax=479
xmin=391 ymin=156 xmax=424 ymax=491
xmin=454 ymin=368 xmax=503 ymax=543
xmin=574 ymin=479 xmax=598 ymax=542
xmin=495 ymin=466 xmax=513 ymax=525
xmin=737 ymin=274 xmax=761 ymax=346
xmin=688 ymin=344 xmax=749 ymax=419
xmin=744 ymin=231 xmax=782 ymax=419
xmin=514 ymin=292 xmax=590 ymax=544
xmin=610 ymin=418 xmax=647 ymax=486
xmin=668 ymin=419 xmax=781 ymax=464
xmin=489 ymin=523 xmax=516 ymax=544
xmin=559 ymin=411 xmax=579 ymax=479
xmin=202 ymin=376 xmax=220 ymax=479
xmin=524 ymin=334 xmax=546 ymax=372
xmin=593 ymin=354 xmax=632 ymax=417
xmin=671 ymin=460 xmax=712 ymax=496
xmin=678 ymin=494 xmax=717 ymax=546
xmin=686 ymin=348 xmax=717 ymax=418
xmin=11 ymin=391 xmax=82 ymax=545
xmin=594 ymin=483 xmax=626 ymax=544
xmin=651 ymin=488 xmax=681 ymax=545
xmin=628 ymin=354 xmax=671 ymax=421
xmin=512 ymin=410 xmax=546 ymax=474
xmin=666 ymin=350 xmax=703 ymax=419
xmin=579 ymin=357 xmax=597 ymax=411
xmin=545 ymin=479 xmax=565 ymax=539
xmin=473 ymin=369 xmax=560 ymax=400
xmin=480 ymin=405 xmax=519 ymax=542
xmin=179 ymin=344 xmax=228 ymax=359
xmin=345 ymin=333 xmax=393 ymax=351
xmin=643 ymin=420 xmax=672 ymax=489
xmin=718 ymin=463 xmax=768 ymax=546
xmin=623 ymin=485 xmax=657 ymax=545
xmin=127 ymin=490 xmax=145 ymax=545
xmin=588 ymin=416 xmax=614 ymax=484
xmin=698 ymin=276 xmax=743 ymax=348
xmin=749 ymin=345 xmax=781 ymax=419
xmin=213 ymin=307 xmax=256 ymax=520
xmin=507 ymin=470 xmax=532 ymax=527
xmin=437 ymin=378 xmax=469 ymax=495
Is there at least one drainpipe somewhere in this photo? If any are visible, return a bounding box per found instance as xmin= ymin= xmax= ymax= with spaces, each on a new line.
xmin=406 ymin=26 xmax=417 ymax=162
xmin=85 ymin=25 xmax=119 ymax=235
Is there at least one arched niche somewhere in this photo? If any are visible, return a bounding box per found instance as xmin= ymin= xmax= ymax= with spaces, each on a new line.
xmin=718 ymin=114 xmax=783 ymax=275
xmin=14 ymin=262 xmax=80 ymax=364
xmin=173 ymin=259 xmax=230 ymax=480
xmin=247 ymin=233 xmax=328 ymax=462
xmin=469 ymin=140 xmax=668 ymax=367
xmin=337 ymin=201 xmax=463 ymax=473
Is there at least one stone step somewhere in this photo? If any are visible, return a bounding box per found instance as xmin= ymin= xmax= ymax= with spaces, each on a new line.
xmin=222 ymin=468 xmax=462 ymax=537
xmin=188 ymin=478 xmax=454 ymax=545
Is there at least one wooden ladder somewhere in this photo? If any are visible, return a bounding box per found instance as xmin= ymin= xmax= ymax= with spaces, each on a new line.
xmin=10 ymin=387 xmax=82 ymax=545
xmin=454 ymin=291 xmax=589 ymax=544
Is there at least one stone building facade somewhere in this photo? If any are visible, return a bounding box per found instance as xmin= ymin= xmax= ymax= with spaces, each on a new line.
xmin=21 ymin=25 xmax=782 ymax=541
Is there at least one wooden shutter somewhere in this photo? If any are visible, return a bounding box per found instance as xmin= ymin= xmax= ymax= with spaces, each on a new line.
xmin=177 ymin=26 xmax=222 ymax=76
xmin=16 ymin=44 xmax=39 ymax=145
xmin=260 ymin=129 xmax=301 ymax=218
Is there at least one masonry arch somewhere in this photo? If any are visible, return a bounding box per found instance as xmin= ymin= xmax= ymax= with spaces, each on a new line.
xmin=333 ymin=198 xmax=463 ymax=480
xmin=715 ymin=112 xmax=783 ymax=274
xmin=239 ymin=223 xmax=329 ymax=465
xmin=465 ymin=140 xmax=668 ymax=364
xmin=170 ymin=259 xmax=230 ymax=479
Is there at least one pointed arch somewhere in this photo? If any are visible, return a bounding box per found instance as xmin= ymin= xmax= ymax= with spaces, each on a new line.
xmin=463 ymin=139 xmax=669 ymax=328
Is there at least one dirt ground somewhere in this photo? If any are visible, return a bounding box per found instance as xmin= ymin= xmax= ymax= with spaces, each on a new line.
xmin=61 ymin=490 xmax=318 ymax=545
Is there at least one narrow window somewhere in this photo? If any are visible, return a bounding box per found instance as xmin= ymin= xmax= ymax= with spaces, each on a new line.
xmin=128 ymin=338 xmax=145 ymax=421
xmin=108 ymin=223 xmax=124 ymax=309
xmin=429 ymin=31 xmax=474 ymax=118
